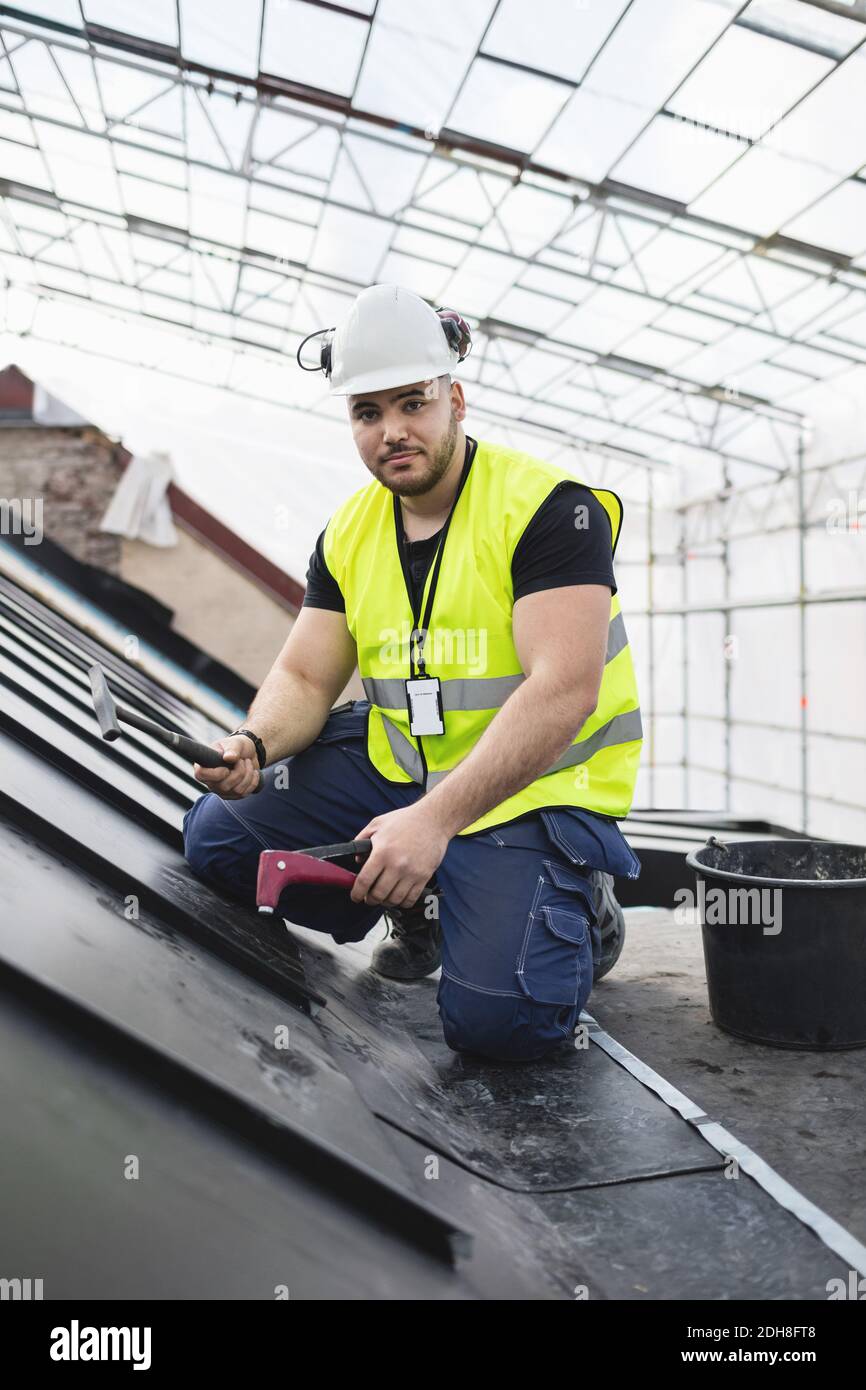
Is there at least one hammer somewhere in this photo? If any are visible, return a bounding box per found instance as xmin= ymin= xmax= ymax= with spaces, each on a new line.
xmin=88 ymin=662 xmax=264 ymax=792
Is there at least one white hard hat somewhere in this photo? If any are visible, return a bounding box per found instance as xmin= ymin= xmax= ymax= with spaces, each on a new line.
xmin=296 ymin=283 xmax=471 ymax=396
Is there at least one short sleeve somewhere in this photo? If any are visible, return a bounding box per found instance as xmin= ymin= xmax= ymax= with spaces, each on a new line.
xmin=302 ymin=527 xmax=346 ymax=612
xmin=511 ymin=482 xmax=617 ymax=602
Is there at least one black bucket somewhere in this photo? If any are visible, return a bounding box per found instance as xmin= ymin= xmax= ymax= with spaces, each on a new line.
xmin=685 ymin=838 xmax=866 ymax=1049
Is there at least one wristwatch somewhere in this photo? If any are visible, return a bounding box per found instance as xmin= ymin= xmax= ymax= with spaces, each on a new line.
xmin=230 ymin=727 xmax=267 ymax=769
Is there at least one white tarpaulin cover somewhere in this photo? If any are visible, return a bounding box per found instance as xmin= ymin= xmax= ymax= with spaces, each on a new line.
xmin=31 ymin=381 xmax=89 ymax=428
xmin=99 ymin=449 xmax=178 ymax=547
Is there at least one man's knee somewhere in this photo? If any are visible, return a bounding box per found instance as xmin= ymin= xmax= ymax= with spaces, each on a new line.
xmin=183 ymin=794 xmax=222 ymax=876
xmin=438 ymin=977 xmax=579 ymax=1062
xmin=182 ymin=794 xmax=257 ymax=900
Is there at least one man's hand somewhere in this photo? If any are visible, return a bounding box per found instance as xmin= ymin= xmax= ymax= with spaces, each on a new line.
xmin=350 ymin=802 xmax=453 ymax=909
xmin=193 ymin=735 xmax=261 ymax=800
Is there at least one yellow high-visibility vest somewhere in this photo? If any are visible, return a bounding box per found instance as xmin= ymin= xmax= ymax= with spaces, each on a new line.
xmin=323 ymin=437 xmax=642 ymax=834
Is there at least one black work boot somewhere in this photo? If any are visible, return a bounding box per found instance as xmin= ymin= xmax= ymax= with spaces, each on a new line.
xmin=369 ymin=899 xmax=442 ymax=981
xmin=590 ymin=869 xmax=626 ymax=981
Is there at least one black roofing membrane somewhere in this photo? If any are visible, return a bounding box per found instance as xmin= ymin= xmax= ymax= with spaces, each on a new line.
xmin=291 ymin=925 xmax=721 ymax=1191
xmin=0 ymin=992 xmax=472 ymax=1301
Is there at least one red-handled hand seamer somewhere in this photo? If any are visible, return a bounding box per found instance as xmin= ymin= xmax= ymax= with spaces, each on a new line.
xmin=256 ymin=839 xmax=373 ymax=914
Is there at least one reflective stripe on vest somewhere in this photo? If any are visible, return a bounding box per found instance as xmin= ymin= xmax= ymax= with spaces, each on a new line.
xmin=361 ymin=610 xmax=632 ymax=712
xmin=391 ymin=707 xmax=644 ymax=789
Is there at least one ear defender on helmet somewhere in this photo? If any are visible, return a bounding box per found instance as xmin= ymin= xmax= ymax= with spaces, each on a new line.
xmin=434 ymin=307 xmax=472 ymax=364
xmin=296 ymin=325 xmax=335 ymax=375
xmin=296 ymin=305 xmax=471 ymax=380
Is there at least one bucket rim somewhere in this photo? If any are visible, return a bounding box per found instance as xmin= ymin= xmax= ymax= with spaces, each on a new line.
xmin=685 ymin=837 xmax=866 ymax=889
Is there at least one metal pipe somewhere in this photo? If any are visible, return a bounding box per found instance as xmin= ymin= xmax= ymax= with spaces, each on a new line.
xmin=797 ymin=426 xmax=809 ymax=833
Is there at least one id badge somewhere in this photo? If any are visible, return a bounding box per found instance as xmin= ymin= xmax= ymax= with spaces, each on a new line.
xmin=405 ymin=676 xmax=445 ymax=736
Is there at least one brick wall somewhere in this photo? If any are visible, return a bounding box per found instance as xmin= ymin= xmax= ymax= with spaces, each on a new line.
xmin=0 ymin=425 xmax=125 ymax=571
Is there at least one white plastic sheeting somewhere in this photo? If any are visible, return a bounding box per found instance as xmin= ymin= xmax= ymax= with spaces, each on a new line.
xmin=31 ymin=381 xmax=88 ymax=427
xmin=99 ymin=450 xmax=178 ymax=547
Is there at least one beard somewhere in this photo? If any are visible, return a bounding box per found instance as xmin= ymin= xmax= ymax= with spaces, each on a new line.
xmin=378 ymin=411 xmax=459 ymax=496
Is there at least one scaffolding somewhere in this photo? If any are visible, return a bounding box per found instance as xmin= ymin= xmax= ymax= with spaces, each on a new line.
xmin=1 ymin=0 xmax=865 ymax=837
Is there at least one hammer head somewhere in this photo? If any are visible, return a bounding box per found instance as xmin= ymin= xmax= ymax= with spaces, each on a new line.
xmin=256 ymin=849 xmax=358 ymax=913
xmin=88 ymin=663 xmax=121 ymax=741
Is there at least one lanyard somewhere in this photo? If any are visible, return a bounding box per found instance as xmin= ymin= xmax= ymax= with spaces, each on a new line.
xmin=393 ymin=436 xmax=476 ymax=677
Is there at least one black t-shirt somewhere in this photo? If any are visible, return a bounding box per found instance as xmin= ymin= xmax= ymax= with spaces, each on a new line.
xmin=303 ymin=438 xmax=618 ymax=614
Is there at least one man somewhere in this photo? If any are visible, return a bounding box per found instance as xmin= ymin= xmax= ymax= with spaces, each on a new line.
xmin=183 ymin=283 xmax=642 ymax=1063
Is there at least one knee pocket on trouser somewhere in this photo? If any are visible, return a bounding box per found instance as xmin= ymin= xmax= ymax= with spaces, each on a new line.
xmin=438 ymin=862 xmax=595 ymax=1062
xmin=438 ymin=977 xmax=588 ymax=1063
xmin=519 ymin=893 xmax=593 ymax=1055
xmin=516 ymin=881 xmax=593 ymax=1016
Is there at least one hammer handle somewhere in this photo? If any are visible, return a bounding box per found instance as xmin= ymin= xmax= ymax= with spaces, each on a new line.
xmin=116 ymin=705 xmax=264 ymax=791
xmin=303 ymin=838 xmax=374 ymax=861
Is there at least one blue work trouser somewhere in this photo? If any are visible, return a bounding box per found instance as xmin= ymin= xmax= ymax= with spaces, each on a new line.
xmin=182 ymin=700 xmax=633 ymax=1063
